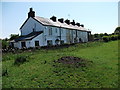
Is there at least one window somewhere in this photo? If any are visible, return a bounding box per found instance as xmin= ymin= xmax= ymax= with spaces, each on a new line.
xmin=44 ymin=35 xmax=46 ymax=41
xmin=60 ymin=40 xmax=64 ymax=44
xmin=49 ymin=27 xmax=52 ymax=35
xmin=74 ymin=31 xmax=76 ymax=34
xmin=56 ymin=28 xmax=57 ymax=33
xmin=45 ymin=26 xmax=47 ymax=29
xmin=47 ymin=40 xmax=53 ymax=46
xmin=33 ymin=28 xmax=35 ymax=32
xmin=10 ymin=42 xmax=14 ymax=48
xmin=33 ymin=23 xmax=36 ymax=32
xmin=21 ymin=42 xmax=26 ymax=48
xmin=79 ymin=38 xmax=82 ymax=42
xmin=35 ymin=41 xmax=39 ymax=46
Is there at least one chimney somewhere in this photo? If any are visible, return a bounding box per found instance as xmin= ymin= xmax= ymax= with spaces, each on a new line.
xmin=50 ymin=16 xmax=57 ymax=22
xmin=65 ymin=19 xmax=70 ymax=25
xmin=80 ymin=24 xmax=84 ymax=27
xmin=76 ymin=22 xmax=80 ymax=27
xmin=28 ymin=8 xmax=35 ymax=18
xmin=58 ymin=18 xmax=64 ymax=23
xmin=71 ymin=20 xmax=75 ymax=25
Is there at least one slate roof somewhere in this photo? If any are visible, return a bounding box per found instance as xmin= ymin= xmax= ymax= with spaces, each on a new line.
xmin=15 ymin=31 xmax=43 ymax=42
xmin=34 ymin=16 xmax=90 ymax=32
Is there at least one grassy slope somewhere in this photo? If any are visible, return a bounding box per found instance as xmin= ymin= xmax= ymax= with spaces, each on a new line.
xmin=2 ymin=41 xmax=118 ymax=88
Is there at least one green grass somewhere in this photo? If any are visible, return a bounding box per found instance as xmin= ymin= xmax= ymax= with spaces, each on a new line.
xmin=2 ymin=40 xmax=118 ymax=88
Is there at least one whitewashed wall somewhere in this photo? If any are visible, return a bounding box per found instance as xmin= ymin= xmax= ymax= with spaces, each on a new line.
xmin=25 ymin=40 xmax=31 ymax=48
xmin=44 ymin=26 xmax=62 ymax=45
xmin=20 ymin=17 xmax=44 ymax=36
xmin=44 ymin=26 xmax=54 ymax=45
xmin=61 ymin=28 xmax=67 ymax=43
xmin=82 ymin=32 xmax=88 ymax=42
xmin=73 ymin=30 xmax=76 ymax=43
xmin=31 ymin=33 xmax=44 ymax=47
xmin=17 ymin=17 xmax=90 ymax=49
xmin=52 ymin=27 xmax=58 ymax=45
xmin=14 ymin=41 xmax=21 ymax=49
xmin=77 ymin=31 xmax=88 ymax=42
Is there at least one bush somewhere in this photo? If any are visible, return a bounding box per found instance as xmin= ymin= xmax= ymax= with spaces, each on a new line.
xmin=14 ymin=56 xmax=27 ymax=66
xmin=102 ymin=35 xmax=120 ymax=42
xmin=110 ymin=35 xmax=118 ymax=40
xmin=2 ymin=69 xmax=8 ymax=76
xmin=118 ymin=35 xmax=120 ymax=39
xmin=102 ymin=36 xmax=110 ymax=42
xmin=2 ymin=40 xmax=9 ymax=49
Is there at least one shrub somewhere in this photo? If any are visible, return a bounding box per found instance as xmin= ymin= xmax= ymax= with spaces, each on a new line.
xmin=14 ymin=56 xmax=27 ymax=66
xmin=118 ymin=35 xmax=120 ymax=39
xmin=102 ymin=35 xmax=119 ymax=42
xmin=2 ymin=40 xmax=9 ymax=49
xmin=102 ymin=36 xmax=110 ymax=42
xmin=110 ymin=35 xmax=118 ymax=40
xmin=2 ymin=69 xmax=8 ymax=76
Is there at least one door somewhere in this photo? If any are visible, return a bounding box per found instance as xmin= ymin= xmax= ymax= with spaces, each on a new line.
xmin=21 ymin=42 xmax=26 ymax=48
xmin=35 ymin=41 xmax=39 ymax=47
xmin=47 ymin=40 xmax=52 ymax=46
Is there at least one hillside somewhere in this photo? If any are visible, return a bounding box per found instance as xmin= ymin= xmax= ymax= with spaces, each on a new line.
xmin=2 ymin=41 xmax=118 ymax=88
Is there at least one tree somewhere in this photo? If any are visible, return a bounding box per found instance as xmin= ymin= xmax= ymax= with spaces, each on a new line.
xmin=9 ymin=34 xmax=19 ymax=40
xmin=94 ymin=33 xmax=99 ymax=38
xmin=104 ymin=33 xmax=108 ymax=36
xmin=114 ymin=27 xmax=120 ymax=35
xmin=4 ymin=38 xmax=8 ymax=41
xmin=99 ymin=33 xmax=104 ymax=38
xmin=2 ymin=39 xmax=9 ymax=49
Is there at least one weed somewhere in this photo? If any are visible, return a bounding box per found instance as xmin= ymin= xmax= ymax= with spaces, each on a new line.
xmin=14 ymin=56 xmax=27 ymax=66
xmin=2 ymin=40 xmax=119 ymax=88
xmin=2 ymin=69 xmax=8 ymax=76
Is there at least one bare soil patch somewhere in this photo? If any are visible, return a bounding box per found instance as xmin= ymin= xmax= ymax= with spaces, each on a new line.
xmin=54 ymin=56 xmax=93 ymax=68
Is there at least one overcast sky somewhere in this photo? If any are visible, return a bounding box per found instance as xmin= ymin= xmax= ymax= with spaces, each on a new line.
xmin=1 ymin=1 xmax=118 ymax=39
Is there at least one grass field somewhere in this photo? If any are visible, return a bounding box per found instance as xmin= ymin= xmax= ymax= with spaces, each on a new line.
xmin=2 ymin=40 xmax=119 ymax=88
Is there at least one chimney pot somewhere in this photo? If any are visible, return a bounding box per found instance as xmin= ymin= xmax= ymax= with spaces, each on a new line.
xmin=30 ymin=8 xmax=33 ymax=11
xmin=80 ymin=24 xmax=84 ymax=27
xmin=58 ymin=18 xmax=64 ymax=23
xmin=76 ymin=22 xmax=80 ymax=26
xmin=28 ymin=8 xmax=35 ymax=18
xmin=71 ymin=20 xmax=75 ymax=25
xmin=50 ymin=16 xmax=57 ymax=22
xmin=65 ymin=19 xmax=70 ymax=25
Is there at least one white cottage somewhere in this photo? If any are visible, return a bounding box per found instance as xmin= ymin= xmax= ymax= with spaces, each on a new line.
xmin=13 ymin=8 xmax=91 ymax=49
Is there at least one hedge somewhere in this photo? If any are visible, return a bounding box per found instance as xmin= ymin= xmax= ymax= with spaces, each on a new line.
xmin=102 ymin=36 xmax=110 ymax=42
xmin=102 ymin=35 xmax=120 ymax=42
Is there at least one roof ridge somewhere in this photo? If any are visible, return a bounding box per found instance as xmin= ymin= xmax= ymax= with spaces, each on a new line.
xmin=34 ymin=16 xmax=89 ymax=32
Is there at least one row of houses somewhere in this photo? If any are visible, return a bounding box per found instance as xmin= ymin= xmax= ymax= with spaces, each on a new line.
xmin=11 ymin=8 xmax=91 ymax=49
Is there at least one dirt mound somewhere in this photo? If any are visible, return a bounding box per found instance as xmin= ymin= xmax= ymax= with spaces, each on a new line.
xmin=55 ymin=56 xmax=92 ymax=67
xmin=57 ymin=56 xmax=83 ymax=64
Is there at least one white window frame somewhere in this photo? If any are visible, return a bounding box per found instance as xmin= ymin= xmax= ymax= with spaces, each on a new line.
xmin=49 ymin=27 xmax=52 ymax=35
xmin=56 ymin=28 xmax=57 ymax=33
